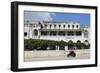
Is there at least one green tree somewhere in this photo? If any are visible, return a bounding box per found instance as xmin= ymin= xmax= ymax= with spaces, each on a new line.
xmin=68 ymin=40 xmax=74 ymax=49
xmin=76 ymin=40 xmax=82 ymax=49
xmin=59 ymin=40 xmax=66 ymax=50
xmin=24 ymin=39 xmax=68 ymax=51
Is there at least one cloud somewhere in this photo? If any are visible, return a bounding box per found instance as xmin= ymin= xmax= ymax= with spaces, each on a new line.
xmin=24 ymin=11 xmax=54 ymax=22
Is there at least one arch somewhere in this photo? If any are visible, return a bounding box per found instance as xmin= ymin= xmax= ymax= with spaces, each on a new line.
xmin=84 ymin=40 xmax=89 ymax=45
xmin=34 ymin=29 xmax=38 ymax=36
xmin=84 ymin=30 xmax=88 ymax=38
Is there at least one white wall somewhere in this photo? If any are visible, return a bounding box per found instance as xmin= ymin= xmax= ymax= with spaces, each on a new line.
xmin=0 ymin=0 xmax=99 ymax=73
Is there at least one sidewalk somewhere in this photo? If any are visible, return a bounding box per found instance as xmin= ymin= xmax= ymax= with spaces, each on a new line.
xmin=24 ymin=49 xmax=90 ymax=62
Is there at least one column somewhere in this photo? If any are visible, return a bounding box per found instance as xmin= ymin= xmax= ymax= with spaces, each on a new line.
xmin=29 ymin=24 xmax=33 ymax=38
xmin=38 ymin=29 xmax=40 ymax=39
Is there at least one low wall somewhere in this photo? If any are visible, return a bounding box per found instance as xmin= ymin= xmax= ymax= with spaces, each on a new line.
xmin=24 ymin=49 xmax=90 ymax=58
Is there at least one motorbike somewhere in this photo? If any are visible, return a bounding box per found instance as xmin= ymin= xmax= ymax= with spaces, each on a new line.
xmin=67 ymin=48 xmax=76 ymax=57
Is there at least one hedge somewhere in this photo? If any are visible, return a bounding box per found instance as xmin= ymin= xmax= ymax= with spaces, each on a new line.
xmin=24 ymin=39 xmax=90 ymax=51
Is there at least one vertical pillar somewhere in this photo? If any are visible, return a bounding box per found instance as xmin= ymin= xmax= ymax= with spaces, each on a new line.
xmin=65 ymin=46 xmax=68 ymax=51
xmin=48 ymin=31 xmax=50 ymax=36
xmin=28 ymin=24 xmax=30 ymax=39
xmin=29 ymin=24 xmax=33 ymax=38
xmin=56 ymin=46 xmax=59 ymax=50
xmin=74 ymin=31 xmax=75 ymax=37
xmin=38 ymin=29 xmax=41 ymax=39
xmin=57 ymin=31 xmax=60 ymax=41
xmin=81 ymin=30 xmax=84 ymax=38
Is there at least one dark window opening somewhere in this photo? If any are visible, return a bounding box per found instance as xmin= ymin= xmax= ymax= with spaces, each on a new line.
xmin=63 ymin=25 xmax=65 ymax=28
xmin=84 ymin=31 xmax=88 ymax=38
xmin=72 ymin=25 xmax=74 ymax=28
xmin=50 ymin=31 xmax=56 ymax=36
xmin=76 ymin=25 xmax=78 ymax=28
xmin=24 ymin=32 xmax=27 ymax=37
xmin=68 ymin=25 xmax=70 ymax=28
xmin=58 ymin=31 xmax=65 ymax=36
xmin=54 ymin=25 xmax=56 ymax=28
xmin=76 ymin=31 xmax=82 ymax=36
xmin=45 ymin=24 xmax=47 ymax=28
xmin=84 ymin=40 xmax=88 ymax=43
xmin=41 ymin=25 xmax=43 ymax=29
xmin=50 ymin=24 xmax=52 ymax=28
xmin=67 ymin=31 xmax=74 ymax=36
xmin=59 ymin=25 xmax=61 ymax=28
xmin=41 ymin=31 xmax=48 ymax=36
xmin=34 ymin=30 xmax=38 ymax=36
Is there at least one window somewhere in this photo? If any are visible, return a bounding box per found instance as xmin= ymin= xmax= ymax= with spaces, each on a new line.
xmin=84 ymin=40 xmax=88 ymax=43
xmin=76 ymin=31 xmax=81 ymax=36
xmin=54 ymin=24 xmax=56 ymax=28
xmin=41 ymin=31 xmax=48 ymax=36
xmin=50 ymin=24 xmax=52 ymax=28
xmin=68 ymin=25 xmax=70 ymax=28
xmin=84 ymin=30 xmax=88 ymax=38
xmin=50 ymin=31 xmax=56 ymax=36
xmin=63 ymin=25 xmax=65 ymax=28
xmin=34 ymin=29 xmax=38 ymax=36
xmin=59 ymin=25 xmax=61 ymax=28
xmin=41 ymin=25 xmax=43 ymax=29
xmin=67 ymin=31 xmax=74 ymax=36
xmin=45 ymin=24 xmax=47 ymax=28
xmin=58 ymin=31 xmax=65 ymax=36
xmin=24 ymin=32 xmax=27 ymax=37
xmin=72 ymin=25 xmax=74 ymax=28
xmin=76 ymin=25 xmax=78 ymax=28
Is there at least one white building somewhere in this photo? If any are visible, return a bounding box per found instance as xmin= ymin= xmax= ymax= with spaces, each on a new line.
xmin=24 ymin=21 xmax=90 ymax=43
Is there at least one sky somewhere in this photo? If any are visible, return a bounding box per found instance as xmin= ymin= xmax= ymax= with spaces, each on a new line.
xmin=24 ymin=11 xmax=90 ymax=27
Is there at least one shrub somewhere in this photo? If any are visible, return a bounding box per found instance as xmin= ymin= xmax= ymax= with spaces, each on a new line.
xmin=67 ymin=40 xmax=75 ymax=49
xmin=24 ymin=39 xmax=68 ymax=51
xmin=24 ymin=39 xmax=90 ymax=51
xmin=76 ymin=40 xmax=82 ymax=49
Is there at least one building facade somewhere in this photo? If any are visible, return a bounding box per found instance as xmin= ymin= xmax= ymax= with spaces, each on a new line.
xmin=24 ymin=21 xmax=90 ymax=44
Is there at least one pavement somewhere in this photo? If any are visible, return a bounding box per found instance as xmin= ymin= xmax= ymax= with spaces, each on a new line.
xmin=24 ymin=49 xmax=90 ymax=62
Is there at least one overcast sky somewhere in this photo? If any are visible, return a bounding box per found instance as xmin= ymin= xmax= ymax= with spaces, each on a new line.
xmin=24 ymin=11 xmax=90 ymax=27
